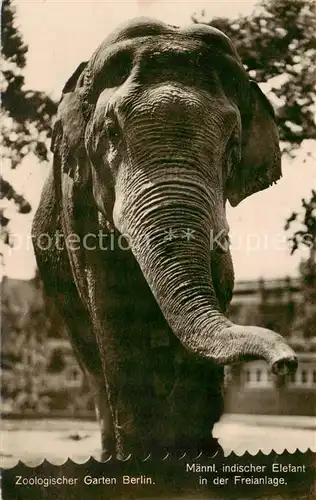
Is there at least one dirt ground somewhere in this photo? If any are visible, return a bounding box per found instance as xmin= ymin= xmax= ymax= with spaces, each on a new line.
xmin=1 ymin=414 xmax=315 ymax=468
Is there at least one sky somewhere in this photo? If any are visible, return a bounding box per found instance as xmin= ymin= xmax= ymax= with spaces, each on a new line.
xmin=2 ymin=0 xmax=316 ymax=281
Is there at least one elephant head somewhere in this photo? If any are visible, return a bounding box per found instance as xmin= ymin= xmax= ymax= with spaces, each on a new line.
xmin=53 ymin=18 xmax=297 ymax=376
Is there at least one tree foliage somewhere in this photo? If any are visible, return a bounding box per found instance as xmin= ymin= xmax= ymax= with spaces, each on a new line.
xmin=0 ymin=178 xmax=31 ymax=243
xmin=1 ymin=275 xmax=93 ymax=415
xmin=1 ymin=0 xmax=57 ymax=223
xmin=285 ymin=191 xmax=316 ymax=338
xmin=193 ymin=0 xmax=316 ymax=152
xmin=285 ymin=190 xmax=316 ymax=297
xmin=285 ymin=190 xmax=316 ymax=255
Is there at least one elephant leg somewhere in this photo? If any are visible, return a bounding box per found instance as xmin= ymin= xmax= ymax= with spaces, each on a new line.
xmin=85 ymin=372 xmax=114 ymax=460
xmin=109 ymin=344 xmax=162 ymax=457
xmin=164 ymin=349 xmax=225 ymax=455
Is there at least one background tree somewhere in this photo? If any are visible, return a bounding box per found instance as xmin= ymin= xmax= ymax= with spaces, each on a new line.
xmin=1 ymin=0 xmax=57 ymax=248
xmin=193 ymin=0 xmax=316 ymax=153
xmin=285 ymin=190 xmax=316 ymax=261
xmin=285 ymin=191 xmax=316 ymax=341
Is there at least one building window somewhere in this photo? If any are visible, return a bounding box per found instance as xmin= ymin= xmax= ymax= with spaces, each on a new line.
xmin=256 ymin=369 xmax=262 ymax=383
xmin=301 ymin=370 xmax=308 ymax=384
xmin=288 ymin=364 xmax=316 ymax=388
xmin=47 ymin=348 xmax=66 ymax=373
xmin=68 ymin=369 xmax=80 ymax=381
xmin=243 ymin=362 xmax=273 ymax=388
xmin=63 ymin=367 xmax=83 ymax=386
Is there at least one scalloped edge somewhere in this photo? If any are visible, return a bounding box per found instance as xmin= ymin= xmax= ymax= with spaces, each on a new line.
xmin=1 ymin=448 xmax=315 ymax=469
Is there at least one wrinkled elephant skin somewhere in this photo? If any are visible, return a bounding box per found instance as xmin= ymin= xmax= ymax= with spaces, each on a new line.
xmin=32 ymin=18 xmax=297 ymax=459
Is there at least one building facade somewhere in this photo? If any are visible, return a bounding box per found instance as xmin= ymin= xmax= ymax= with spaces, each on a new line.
xmin=225 ymin=278 xmax=316 ymax=416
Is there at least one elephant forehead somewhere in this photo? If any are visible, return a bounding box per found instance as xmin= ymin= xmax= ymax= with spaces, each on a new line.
xmin=90 ymin=35 xmax=204 ymax=78
xmin=87 ymin=18 xmax=240 ymax=83
xmin=91 ymin=16 xmax=234 ymax=54
xmin=86 ymin=35 xmax=241 ymax=102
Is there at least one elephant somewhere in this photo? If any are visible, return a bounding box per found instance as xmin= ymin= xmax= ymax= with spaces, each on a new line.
xmin=32 ymin=17 xmax=297 ymax=459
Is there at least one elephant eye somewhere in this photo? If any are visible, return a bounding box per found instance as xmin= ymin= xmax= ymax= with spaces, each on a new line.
xmin=105 ymin=119 xmax=121 ymax=143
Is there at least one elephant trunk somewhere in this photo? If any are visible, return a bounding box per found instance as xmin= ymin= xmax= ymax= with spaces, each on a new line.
xmin=114 ymin=168 xmax=297 ymax=376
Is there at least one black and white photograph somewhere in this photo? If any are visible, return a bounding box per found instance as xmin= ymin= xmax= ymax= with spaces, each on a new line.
xmin=1 ymin=0 xmax=315 ymax=498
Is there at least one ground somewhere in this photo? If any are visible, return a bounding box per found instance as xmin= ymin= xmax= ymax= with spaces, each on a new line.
xmin=1 ymin=414 xmax=315 ymax=468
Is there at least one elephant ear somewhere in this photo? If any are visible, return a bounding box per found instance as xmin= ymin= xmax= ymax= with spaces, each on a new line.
xmin=61 ymin=61 xmax=87 ymax=94
xmin=227 ymin=81 xmax=282 ymax=207
xmin=51 ymin=62 xmax=88 ymax=174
